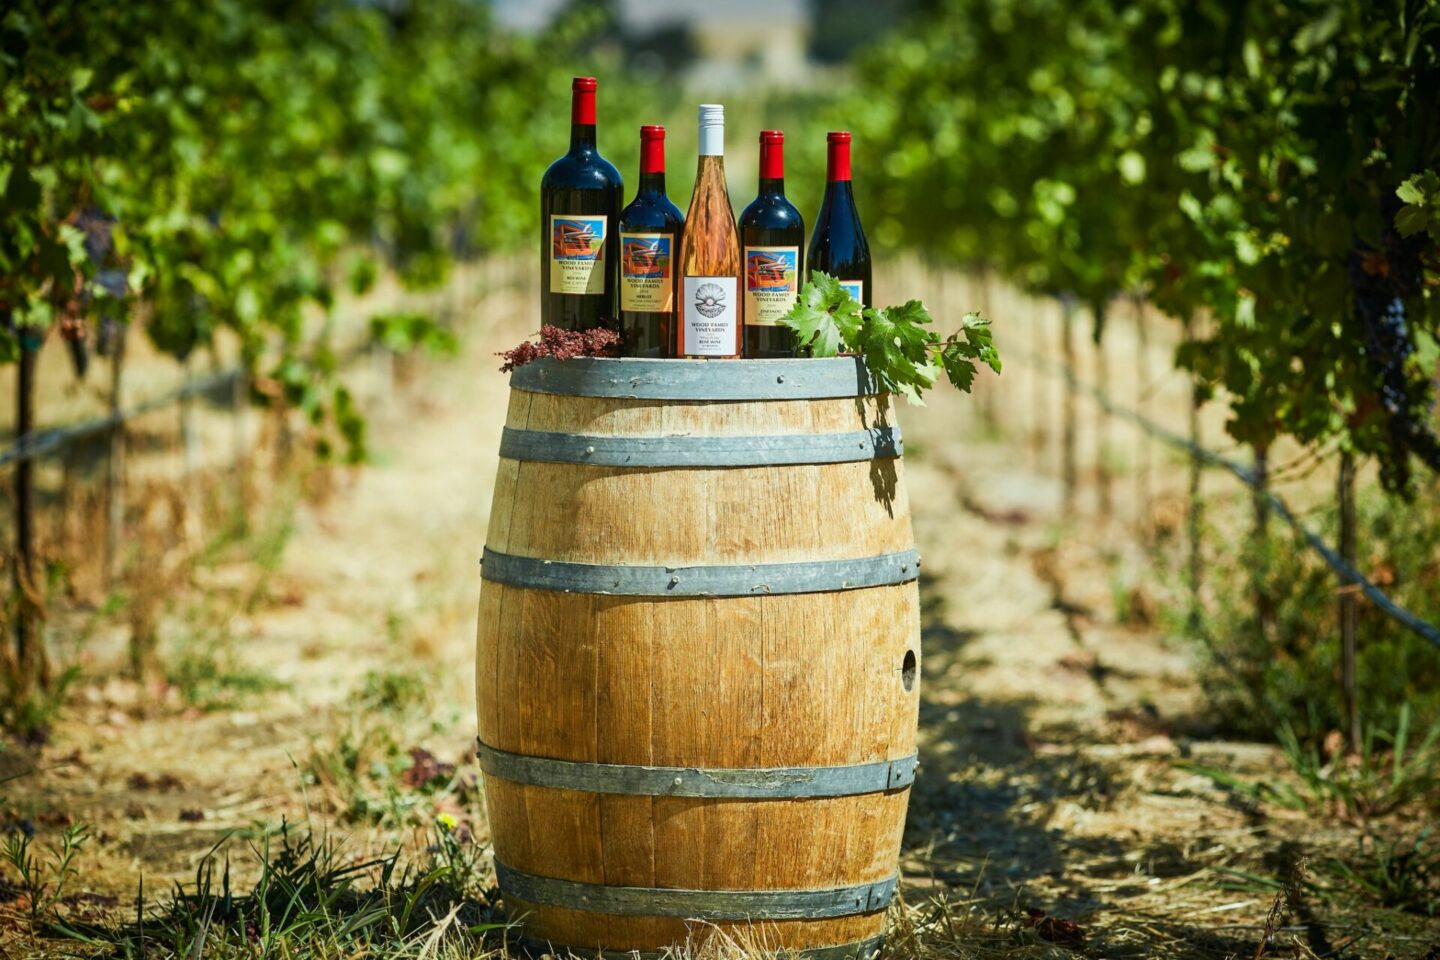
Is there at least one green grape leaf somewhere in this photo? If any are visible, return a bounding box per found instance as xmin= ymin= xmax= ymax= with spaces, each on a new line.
xmin=787 ymin=277 xmax=1001 ymax=403
xmin=779 ymin=270 xmax=863 ymax=357
xmin=1395 ymin=204 xmax=1429 ymax=238
xmin=939 ymin=342 xmax=979 ymax=393
xmin=1396 ymin=170 xmax=1437 ymax=205
xmin=937 ymin=313 xmax=1000 ymax=394
xmin=857 ymin=302 xmax=940 ymax=401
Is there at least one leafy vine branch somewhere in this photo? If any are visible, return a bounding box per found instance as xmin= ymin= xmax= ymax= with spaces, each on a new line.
xmin=780 ymin=271 xmax=1001 ymax=404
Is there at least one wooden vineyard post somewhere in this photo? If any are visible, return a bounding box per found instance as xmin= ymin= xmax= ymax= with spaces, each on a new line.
xmin=1184 ymin=314 xmax=1203 ymax=632
xmin=1059 ymin=294 xmax=1079 ymax=518
xmin=1133 ymin=296 xmax=1152 ymax=529
xmin=1091 ymin=299 xmax=1112 ymax=521
xmin=1032 ymin=287 xmax=1047 ymax=466
xmin=13 ymin=337 xmax=49 ymax=697
xmin=1252 ymin=443 xmax=1274 ymax=643
xmin=104 ymin=323 xmax=128 ymax=586
xmin=59 ymin=442 xmax=74 ymax=561
xmin=976 ymin=272 xmax=999 ymax=433
xmin=1338 ymin=451 xmax=1360 ymax=754
xmin=232 ymin=367 xmax=250 ymax=531
xmin=180 ymin=354 xmax=201 ymax=545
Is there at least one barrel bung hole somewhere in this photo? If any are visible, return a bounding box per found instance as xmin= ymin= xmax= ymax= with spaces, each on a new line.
xmin=901 ymin=650 xmax=917 ymax=692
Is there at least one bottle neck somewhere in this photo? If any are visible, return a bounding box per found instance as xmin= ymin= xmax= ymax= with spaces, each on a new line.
xmin=570 ymin=87 xmax=597 ymax=151
xmin=758 ymin=139 xmax=785 ymax=196
xmin=638 ymin=134 xmax=665 ymax=191
xmin=570 ymin=123 xmax=596 ymax=152
xmin=696 ymin=154 xmax=725 ymax=176
xmin=699 ymin=125 xmax=724 ymax=158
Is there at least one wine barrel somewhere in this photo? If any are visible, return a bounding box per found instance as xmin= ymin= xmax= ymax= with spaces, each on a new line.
xmin=476 ymin=356 xmax=920 ymax=959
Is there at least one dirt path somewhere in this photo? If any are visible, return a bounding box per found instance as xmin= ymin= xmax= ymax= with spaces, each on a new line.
xmin=4 ymin=272 xmax=1433 ymax=956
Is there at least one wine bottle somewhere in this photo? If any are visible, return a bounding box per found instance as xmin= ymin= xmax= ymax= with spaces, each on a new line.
xmin=618 ymin=125 xmax=684 ymax=357
xmin=540 ymin=76 xmax=624 ymax=331
xmin=808 ymin=131 xmax=872 ymax=308
xmin=741 ymin=130 xmax=805 ymax=358
xmin=678 ymin=104 xmax=741 ymax=358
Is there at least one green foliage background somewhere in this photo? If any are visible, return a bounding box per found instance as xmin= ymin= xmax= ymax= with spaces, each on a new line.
xmin=1 ymin=0 xmax=657 ymax=455
xmin=850 ymin=0 xmax=1440 ymax=491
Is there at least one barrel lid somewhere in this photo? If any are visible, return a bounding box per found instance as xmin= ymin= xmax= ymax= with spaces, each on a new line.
xmin=509 ymin=356 xmax=882 ymax=400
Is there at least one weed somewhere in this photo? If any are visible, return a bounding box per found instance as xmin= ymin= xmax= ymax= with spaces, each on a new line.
xmin=1 ymin=665 xmax=82 ymax=741
xmin=1324 ymin=828 xmax=1439 ymax=916
xmin=1174 ymin=481 xmax=1440 ymax=743
xmin=1 ymin=822 xmax=88 ymax=930
xmin=1181 ymin=704 xmax=1440 ymax=821
xmin=356 ymin=669 xmax=434 ymax=715
xmin=48 ymin=820 xmax=508 ymax=958
xmin=301 ymin=676 xmax=474 ymax=829
xmin=168 ymin=644 xmax=287 ymax=712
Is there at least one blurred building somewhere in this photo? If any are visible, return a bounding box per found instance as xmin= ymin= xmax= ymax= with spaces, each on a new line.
xmin=492 ymin=0 xmax=815 ymax=89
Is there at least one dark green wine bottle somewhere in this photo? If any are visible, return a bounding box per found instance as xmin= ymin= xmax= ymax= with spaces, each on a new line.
xmin=540 ymin=76 xmax=624 ymax=332
xmin=807 ymin=131 xmax=872 ymax=308
xmin=741 ymin=130 xmax=805 ymax=357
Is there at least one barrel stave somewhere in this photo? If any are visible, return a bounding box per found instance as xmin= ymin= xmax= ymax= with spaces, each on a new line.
xmin=515 ymin=392 xmax=895 ymax=438
xmin=478 ymin=587 xmax=918 ymax=767
xmin=486 ymin=785 xmax=910 ymax=888
xmin=492 ymin=461 xmax=910 ymax=567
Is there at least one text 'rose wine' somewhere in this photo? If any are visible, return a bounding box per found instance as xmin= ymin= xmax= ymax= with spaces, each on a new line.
xmin=741 ymin=129 xmax=805 ymax=357
xmin=540 ymin=76 xmax=623 ymax=331
xmin=618 ymin=125 xmax=684 ymax=356
xmin=678 ymin=104 xmax=741 ymax=358
xmin=808 ymin=131 xmax=872 ymax=308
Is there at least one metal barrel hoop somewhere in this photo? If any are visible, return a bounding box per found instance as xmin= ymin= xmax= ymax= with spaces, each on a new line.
xmin=479 ymin=548 xmax=921 ymax=597
xmin=476 ymin=740 xmax=918 ymax=798
xmin=512 ymin=935 xmax=885 ymax=960
xmin=509 ymin=356 xmax=882 ymax=400
xmin=496 ymin=863 xmax=898 ymax=921
xmin=498 ymin=425 xmax=902 ymax=468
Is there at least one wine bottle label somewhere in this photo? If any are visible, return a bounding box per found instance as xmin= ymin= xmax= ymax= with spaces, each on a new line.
xmin=620 ymin=232 xmax=674 ymax=312
xmin=682 ymin=276 xmax=738 ymax=356
xmin=840 ymin=279 xmax=864 ymax=304
xmin=743 ymin=246 xmax=800 ymax=327
xmin=549 ymin=215 xmax=607 ymax=295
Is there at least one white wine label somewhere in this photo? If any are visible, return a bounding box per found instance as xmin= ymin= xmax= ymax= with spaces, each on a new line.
xmin=549 ymin=215 xmax=607 ymax=295
xmin=839 ymin=279 xmax=864 ymax=305
xmin=743 ymin=246 xmax=800 ymax=327
xmin=620 ymin=232 xmax=674 ymax=312
xmin=683 ymin=276 xmax=738 ymax=356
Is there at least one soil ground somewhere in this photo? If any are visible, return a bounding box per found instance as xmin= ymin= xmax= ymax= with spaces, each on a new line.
xmin=2 ymin=264 xmax=1436 ymax=957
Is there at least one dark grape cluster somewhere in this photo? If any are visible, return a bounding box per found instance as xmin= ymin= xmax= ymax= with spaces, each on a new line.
xmin=63 ymin=210 xmax=132 ymax=379
xmin=1350 ymin=195 xmax=1440 ymax=491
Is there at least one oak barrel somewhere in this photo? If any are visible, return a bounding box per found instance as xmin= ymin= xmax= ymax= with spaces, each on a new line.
xmin=476 ymin=356 xmax=920 ymax=959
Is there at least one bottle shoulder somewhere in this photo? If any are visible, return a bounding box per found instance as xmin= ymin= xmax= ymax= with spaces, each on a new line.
xmin=808 ymin=190 xmax=868 ymax=253
xmin=620 ymin=191 xmax=684 ymax=229
xmin=542 ymin=150 xmax=625 ymax=190
xmin=740 ymin=194 xmax=804 ymax=231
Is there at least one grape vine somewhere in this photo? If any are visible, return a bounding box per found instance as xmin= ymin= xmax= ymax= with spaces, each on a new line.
xmin=850 ymin=0 xmax=1440 ymax=493
xmin=0 ymin=0 xmax=639 ymax=455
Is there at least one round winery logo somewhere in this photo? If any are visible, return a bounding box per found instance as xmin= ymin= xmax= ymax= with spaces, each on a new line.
xmin=694 ymin=282 xmax=726 ymax=318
